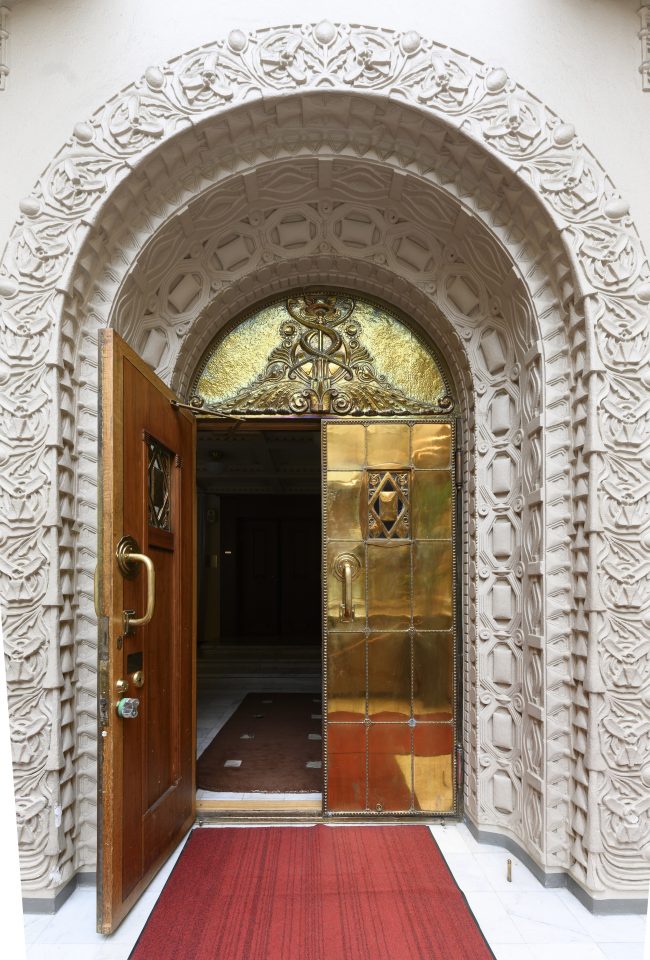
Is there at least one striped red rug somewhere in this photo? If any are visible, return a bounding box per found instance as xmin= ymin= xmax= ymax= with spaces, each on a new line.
xmin=129 ymin=826 xmax=494 ymax=960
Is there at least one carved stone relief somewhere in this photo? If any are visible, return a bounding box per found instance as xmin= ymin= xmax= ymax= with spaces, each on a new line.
xmin=0 ymin=6 xmax=8 ymax=91
xmin=0 ymin=23 xmax=648 ymax=906
xmin=640 ymin=2 xmax=650 ymax=92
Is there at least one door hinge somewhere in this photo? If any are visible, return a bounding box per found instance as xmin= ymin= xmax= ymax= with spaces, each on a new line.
xmin=98 ymin=661 xmax=109 ymax=729
xmin=98 ymin=616 xmax=110 ymax=730
xmin=456 ymin=743 xmax=464 ymax=790
xmin=454 ymin=448 xmax=463 ymax=486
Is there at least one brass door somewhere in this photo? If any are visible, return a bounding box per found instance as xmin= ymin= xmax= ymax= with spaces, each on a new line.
xmin=97 ymin=331 xmax=196 ymax=933
xmin=323 ymin=419 xmax=457 ymax=815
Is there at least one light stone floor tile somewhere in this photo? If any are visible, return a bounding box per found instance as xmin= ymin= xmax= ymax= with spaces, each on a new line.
xmin=438 ymin=851 xmax=493 ymax=893
xmin=462 ymin=891 xmax=526 ymax=944
xmin=429 ymin=822 xmax=472 ymax=855
xmin=498 ymin=890 xmax=593 ymax=943
xmin=553 ymin=888 xmax=648 ymax=943
xmin=491 ymin=945 xmax=537 ymax=960
xmin=23 ymin=914 xmax=52 ymax=944
xmin=526 ymin=946 xmax=609 ymax=960
xmin=597 ymin=943 xmax=646 ymax=960
xmin=239 ymin=791 xmax=322 ymax=801
xmin=196 ymin=789 xmax=244 ymax=800
xmin=27 ymin=946 xmax=133 ymax=960
xmin=196 ymin=789 xmax=322 ymax=801
xmin=473 ymin=850 xmax=546 ymax=893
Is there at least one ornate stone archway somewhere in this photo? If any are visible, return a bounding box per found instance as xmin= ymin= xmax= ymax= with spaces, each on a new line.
xmin=0 ymin=23 xmax=648 ymax=909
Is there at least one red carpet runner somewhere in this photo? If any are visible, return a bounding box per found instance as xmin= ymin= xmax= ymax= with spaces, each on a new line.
xmin=129 ymin=826 xmax=494 ymax=960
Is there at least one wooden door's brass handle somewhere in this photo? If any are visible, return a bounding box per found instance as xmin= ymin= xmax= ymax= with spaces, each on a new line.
xmin=334 ymin=553 xmax=361 ymax=623
xmin=115 ymin=536 xmax=156 ymax=634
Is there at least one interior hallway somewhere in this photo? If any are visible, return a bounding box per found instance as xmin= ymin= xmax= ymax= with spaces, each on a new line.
xmin=196 ymin=679 xmax=322 ymax=805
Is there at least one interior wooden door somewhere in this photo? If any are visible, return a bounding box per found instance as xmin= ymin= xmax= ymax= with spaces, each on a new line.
xmin=323 ymin=419 xmax=457 ymax=816
xmin=97 ymin=330 xmax=196 ymax=933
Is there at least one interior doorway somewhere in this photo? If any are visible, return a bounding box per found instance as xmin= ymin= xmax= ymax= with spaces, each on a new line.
xmin=195 ymin=420 xmax=324 ymax=814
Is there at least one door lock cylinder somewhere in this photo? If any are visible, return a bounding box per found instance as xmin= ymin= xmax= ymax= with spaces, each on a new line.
xmin=116 ymin=697 xmax=140 ymax=719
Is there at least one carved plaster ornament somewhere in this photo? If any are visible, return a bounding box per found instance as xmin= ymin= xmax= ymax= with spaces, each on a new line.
xmin=0 ymin=22 xmax=648 ymax=903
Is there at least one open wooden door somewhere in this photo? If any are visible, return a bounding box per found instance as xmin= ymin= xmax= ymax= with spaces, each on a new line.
xmin=96 ymin=330 xmax=196 ymax=933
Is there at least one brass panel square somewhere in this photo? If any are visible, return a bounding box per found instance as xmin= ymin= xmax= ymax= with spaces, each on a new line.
xmin=327 ymin=724 xmax=366 ymax=812
xmin=327 ymin=470 xmax=363 ymax=541
xmin=411 ymin=470 xmax=452 ymax=540
xmin=367 ymin=724 xmax=413 ymax=812
xmin=412 ymin=540 xmax=453 ymax=631
xmin=368 ymin=633 xmax=411 ymax=721
xmin=327 ymin=633 xmax=366 ymax=722
xmin=411 ymin=422 xmax=452 ymax=469
xmin=367 ymin=542 xmax=410 ymax=631
xmin=366 ymin=422 xmax=410 ymax=467
xmin=413 ymin=725 xmax=454 ymax=812
xmin=413 ymin=632 xmax=454 ymax=721
xmin=326 ymin=423 xmax=366 ymax=469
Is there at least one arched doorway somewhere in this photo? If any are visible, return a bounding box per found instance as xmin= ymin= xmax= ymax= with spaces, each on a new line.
xmin=97 ymin=288 xmax=464 ymax=928
xmin=192 ymin=289 xmax=460 ymax=817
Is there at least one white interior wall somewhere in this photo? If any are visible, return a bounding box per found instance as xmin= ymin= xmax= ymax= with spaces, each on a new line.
xmin=0 ymin=0 xmax=647 ymax=250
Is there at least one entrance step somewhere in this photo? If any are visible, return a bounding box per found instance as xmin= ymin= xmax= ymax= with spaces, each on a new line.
xmin=197 ymin=643 xmax=321 ymax=681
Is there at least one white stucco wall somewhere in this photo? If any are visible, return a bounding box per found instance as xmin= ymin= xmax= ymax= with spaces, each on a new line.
xmin=0 ymin=0 xmax=647 ymax=251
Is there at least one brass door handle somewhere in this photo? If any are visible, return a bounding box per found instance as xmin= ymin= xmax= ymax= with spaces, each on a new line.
xmin=342 ymin=561 xmax=353 ymax=620
xmin=115 ymin=536 xmax=156 ymax=634
xmin=334 ymin=553 xmax=361 ymax=623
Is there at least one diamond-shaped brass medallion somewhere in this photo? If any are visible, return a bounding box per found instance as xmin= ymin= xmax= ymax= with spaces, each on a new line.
xmin=367 ymin=470 xmax=410 ymax=539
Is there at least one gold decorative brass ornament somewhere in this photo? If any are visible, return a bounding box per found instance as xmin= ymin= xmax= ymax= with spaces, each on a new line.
xmin=191 ymin=292 xmax=454 ymax=417
xmin=368 ymin=470 xmax=410 ymax=540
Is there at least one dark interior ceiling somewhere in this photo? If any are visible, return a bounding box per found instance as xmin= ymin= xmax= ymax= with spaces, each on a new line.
xmin=196 ymin=427 xmax=321 ymax=496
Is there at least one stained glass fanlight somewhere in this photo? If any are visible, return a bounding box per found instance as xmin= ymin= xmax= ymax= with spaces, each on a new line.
xmin=190 ymin=291 xmax=454 ymax=417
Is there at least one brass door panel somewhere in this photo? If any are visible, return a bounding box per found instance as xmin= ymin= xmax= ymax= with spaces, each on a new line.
xmin=323 ymin=419 xmax=457 ymax=816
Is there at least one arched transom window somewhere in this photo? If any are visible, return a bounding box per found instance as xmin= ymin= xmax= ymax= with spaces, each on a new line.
xmin=190 ymin=291 xmax=454 ymax=417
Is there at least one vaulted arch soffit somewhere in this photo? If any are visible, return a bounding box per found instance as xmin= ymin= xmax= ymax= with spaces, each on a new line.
xmin=1 ymin=23 xmax=649 ymax=901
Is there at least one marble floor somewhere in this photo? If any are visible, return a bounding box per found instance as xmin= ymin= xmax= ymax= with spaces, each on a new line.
xmin=23 ymin=821 xmax=647 ymax=960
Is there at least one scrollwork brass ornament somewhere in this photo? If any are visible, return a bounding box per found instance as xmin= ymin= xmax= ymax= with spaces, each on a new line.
xmin=192 ymin=292 xmax=454 ymax=416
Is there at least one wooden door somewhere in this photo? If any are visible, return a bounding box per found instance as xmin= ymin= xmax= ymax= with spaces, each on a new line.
xmin=97 ymin=331 xmax=196 ymax=933
xmin=323 ymin=419 xmax=457 ymax=816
